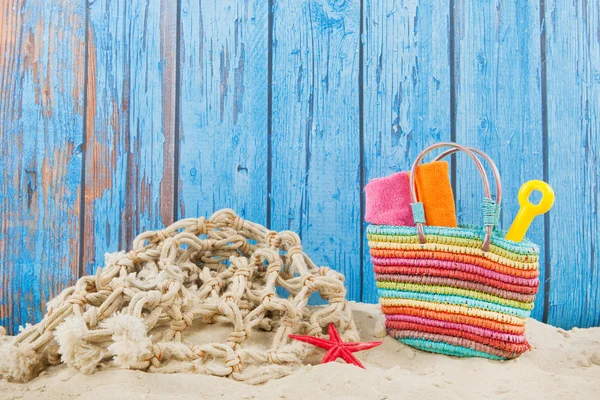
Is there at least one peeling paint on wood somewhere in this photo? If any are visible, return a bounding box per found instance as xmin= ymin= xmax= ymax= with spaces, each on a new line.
xmin=1 ymin=0 xmax=600 ymax=331
xmin=271 ymin=0 xmax=362 ymax=301
xmin=177 ymin=0 xmax=269 ymax=224
xmin=453 ymin=0 xmax=546 ymax=320
xmin=545 ymin=0 xmax=600 ymax=328
xmin=0 ymin=0 xmax=85 ymax=333
xmin=361 ymin=0 xmax=452 ymax=303
xmin=84 ymin=0 xmax=177 ymax=274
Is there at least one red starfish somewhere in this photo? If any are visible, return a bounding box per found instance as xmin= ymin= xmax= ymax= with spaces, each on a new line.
xmin=288 ymin=323 xmax=382 ymax=369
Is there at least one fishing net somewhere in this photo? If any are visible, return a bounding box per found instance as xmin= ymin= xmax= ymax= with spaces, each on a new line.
xmin=0 ymin=209 xmax=357 ymax=384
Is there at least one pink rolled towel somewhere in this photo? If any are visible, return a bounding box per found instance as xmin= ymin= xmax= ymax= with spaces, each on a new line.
xmin=365 ymin=171 xmax=414 ymax=226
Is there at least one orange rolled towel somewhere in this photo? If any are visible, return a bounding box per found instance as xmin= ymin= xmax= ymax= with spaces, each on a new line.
xmin=413 ymin=161 xmax=457 ymax=227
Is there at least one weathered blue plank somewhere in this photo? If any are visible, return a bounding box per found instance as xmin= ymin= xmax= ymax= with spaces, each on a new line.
xmin=178 ymin=0 xmax=268 ymax=224
xmin=84 ymin=0 xmax=177 ymax=274
xmin=453 ymin=0 xmax=545 ymax=320
xmin=271 ymin=0 xmax=362 ymax=301
xmin=362 ymin=0 xmax=452 ymax=303
xmin=0 ymin=0 xmax=85 ymax=333
xmin=545 ymin=0 xmax=600 ymax=328
xmin=1 ymin=0 xmax=600 ymax=333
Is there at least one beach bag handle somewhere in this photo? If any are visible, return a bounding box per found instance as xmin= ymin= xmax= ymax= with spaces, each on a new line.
xmin=409 ymin=143 xmax=502 ymax=252
xmin=433 ymin=147 xmax=503 ymax=206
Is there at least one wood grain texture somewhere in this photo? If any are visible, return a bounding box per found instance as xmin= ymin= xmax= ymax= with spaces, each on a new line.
xmin=0 ymin=0 xmax=85 ymax=333
xmin=361 ymin=0 xmax=452 ymax=303
xmin=545 ymin=0 xmax=600 ymax=328
xmin=453 ymin=0 xmax=545 ymax=320
xmin=84 ymin=0 xmax=177 ymax=274
xmin=2 ymin=0 xmax=600 ymax=331
xmin=270 ymin=0 xmax=362 ymax=301
xmin=178 ymin=0 xmax=268 ymax=224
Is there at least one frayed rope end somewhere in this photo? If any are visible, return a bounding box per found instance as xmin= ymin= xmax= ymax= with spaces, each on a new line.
xmin=103 ymin=313 xmax=152 ymax=369
xmin=55 ymin=315 xmax=106 ymax=374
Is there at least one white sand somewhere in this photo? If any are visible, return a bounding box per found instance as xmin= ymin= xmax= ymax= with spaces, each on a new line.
xmin=1 ymin=302 xmax=599 ymax=400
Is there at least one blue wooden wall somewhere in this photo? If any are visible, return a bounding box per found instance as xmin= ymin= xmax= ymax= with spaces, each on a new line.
xmin=0 ymin=0 xmax=598 ymax=333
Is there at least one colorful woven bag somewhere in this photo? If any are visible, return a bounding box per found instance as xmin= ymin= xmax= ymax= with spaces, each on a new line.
xmin=368 ymin=143 xmax=540 ymax=360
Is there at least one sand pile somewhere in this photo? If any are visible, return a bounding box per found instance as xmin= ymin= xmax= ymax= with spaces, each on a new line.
xmin=1 ymin=302 xmax=599 ymax=400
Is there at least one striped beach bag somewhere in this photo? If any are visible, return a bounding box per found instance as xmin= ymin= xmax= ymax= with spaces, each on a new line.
xmin=367 ymin=143 xmax=540 ymax=360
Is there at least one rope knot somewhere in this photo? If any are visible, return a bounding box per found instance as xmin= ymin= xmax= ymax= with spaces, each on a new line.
xmin=144 ymin=291 xmax=162 ymax=308
xmin=328 ymin=293 xmax=346 ymax=303
xmin=267 ymin=351 xmax=282 ymax=364
xmin=151 ymin=343 xmax=163 ymax=367
xmin=183 ymin=311 xmax=194 ymax=327
xmin=302 ymin=275 xmax=318 ymax=291
xmin=261 ymin=292 xmax=276 ymax=307
xmin=126 ymin=250 xmax=140 ymax=263
xmin=227 ymin=330 xmax=247 ymax=344
xmin=203 ymin=277 xmax=219 ymax=290
xmin=165 ymin=264 xmax=184 ymax=281
xmin=225 ymin=352 xmax=242 ymax=371
xmin=104 ymin=251 xmax=128 ymax=267
xmin=155 ymin=229 xmax=170 ymax=242
xmin=239 ymin=240 xmax=251 ymax=255
xmin=306 ymin=322 xmax=322 ymax=337
xmin=108 ymin=279 xmax=126 ymax=292
xmin=266 ymin=260 xmax=282 ymax=275
xmin=195 ymin=217 xmax=207 ymax=234
xmin=67 ymin=291 xmax=87 ymax=306
xmin=266 ymin=231 xmax=282 ymax=248
xmin=287 ymin=245 xmax=303 ymax=259
xmin=233 ymin=267 xmax=251 ymax=279
xmin=84 ymin=307 xmax=99 ymax=328
xmin=281 ymin=315 xmax=300 ymax=328
xmin=47 ymin=352 xmax=61 ymax=366
xmin=170 ymin=319 xmax=188 ymax=332
xmin=232 ymin=216 xmax=245 ymax=232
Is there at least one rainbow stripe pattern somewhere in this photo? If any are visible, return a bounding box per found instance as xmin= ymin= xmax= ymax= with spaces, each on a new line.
xmin=368 ymin=224 xmax=540 ymax=360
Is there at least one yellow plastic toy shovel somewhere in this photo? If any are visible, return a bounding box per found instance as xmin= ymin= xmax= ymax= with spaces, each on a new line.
xmin=505 ymin=180 xmax=555 ymax=242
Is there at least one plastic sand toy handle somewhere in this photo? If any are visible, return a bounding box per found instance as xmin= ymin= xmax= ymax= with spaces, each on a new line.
xmin=505 ymin=180 xmax=555 ymax=242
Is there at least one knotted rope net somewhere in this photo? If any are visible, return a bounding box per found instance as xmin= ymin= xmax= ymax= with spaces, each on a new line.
xmin=0 ymin=209 xmax=358 ymax=384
